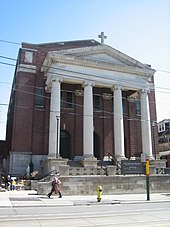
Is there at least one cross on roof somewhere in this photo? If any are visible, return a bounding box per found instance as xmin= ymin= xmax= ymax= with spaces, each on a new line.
xmin=98 ymin=32 xmax=107 ymax=44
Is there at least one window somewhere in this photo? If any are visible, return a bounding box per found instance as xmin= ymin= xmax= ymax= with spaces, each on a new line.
xmin=112 ymin=97 xmax=114 ymax=112
xmin=94 ymin=95 xmax=100 ymax=111
xmin=24 ymin=51 xmax=33 ymax=63
xmin=158 ymin=123 xmax=165 ymax=132
xmin=161 ymin=124 xmax=165 ymax=131
xmin=135 ymin=99 xmax=141 ymax=115
xmin=66 ymin=92 xmax=73 ymax=108
xmin=35 ymin=87 xmax=44 ymax=106
xmin=61 ymin=91 xmax=63 ymax=108
xmin=122 ymin=98 xmax=127 ymax=114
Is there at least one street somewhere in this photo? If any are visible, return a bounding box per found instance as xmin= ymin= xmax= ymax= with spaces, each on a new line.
xmin=0 ymin=202 xmax=170 ymax=226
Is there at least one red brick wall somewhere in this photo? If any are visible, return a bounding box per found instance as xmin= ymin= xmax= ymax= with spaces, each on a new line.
xmin=11 ymin=71 xmax=35 ymax=152
xmin=128 ymin=99 xmax=142 ymax=157
xmin=8 ymin=41 xmax=158 ymax=161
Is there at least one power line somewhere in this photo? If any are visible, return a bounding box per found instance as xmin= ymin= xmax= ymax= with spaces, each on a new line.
xmin=0 ymin=86 xmax=161 ymax=124
xmin=0 ymin=56 xmax=17 ymax=61
xmin=1 ymin=78 xmax=170 ymax=97
xmin=0 ymin=57 xmax=169 ymax=94
xmin=0 ymin=61 xmax=16 ymax=67
xmin=0 ymin=82 xmax=11 ymax=85
xmin=0 ymin=64 xmax=169 ymax=107
xmin=0 ymin=69 xmax=168 ymax=116
xmin=0 ymin=85 xmax=168 ymax=124
xmin=0 ymin=39 xmax=21 ymax=45
xmin=156 ymin=69 xmax=170 ymax=74
xmin=156 ymin=86 xmax=170 ymax=91
xmin=0 ymin=60 xmax=156 ymax=90
xmin=0 ymin=55 xmax=170 ymax=111
xmin=0 ymin=54 xmax=170 ymax=91
xmin=0 ymin=39 xmax=170 ymax=75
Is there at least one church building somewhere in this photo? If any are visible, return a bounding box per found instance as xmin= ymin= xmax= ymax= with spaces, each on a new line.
xmin=6 ymin=34 xmax=158 ymax=176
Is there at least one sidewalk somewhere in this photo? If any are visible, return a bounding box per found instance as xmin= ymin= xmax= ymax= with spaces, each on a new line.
xmin=0 ymin=190 xmax=170 ymax=207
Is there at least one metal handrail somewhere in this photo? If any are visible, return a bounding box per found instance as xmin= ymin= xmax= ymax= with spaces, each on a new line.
xmin=108 ymin=153 xmax=121 ymax=170
xmin=99 ymin=162 xmax=108 ymax=176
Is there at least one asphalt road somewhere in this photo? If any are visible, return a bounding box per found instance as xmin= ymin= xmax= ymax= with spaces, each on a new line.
xmin=0 ymin=202 xmax=170 ymax=226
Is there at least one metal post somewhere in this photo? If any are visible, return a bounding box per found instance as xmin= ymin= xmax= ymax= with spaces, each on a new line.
xmin=56 ymin=116 xmax=59 ymax=158
xmin=146 ymin=159 xmax=150 ymax=201
xmin=152 ymin=121 xmax=157 ymax=160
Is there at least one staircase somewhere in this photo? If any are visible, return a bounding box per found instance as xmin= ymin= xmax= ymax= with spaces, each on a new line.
xmin=68 ymin=160 xmax=107 ymax=176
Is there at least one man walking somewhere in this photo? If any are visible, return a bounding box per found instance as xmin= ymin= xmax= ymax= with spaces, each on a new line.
xmin=47 ymin=173 xmax=62 ymax=198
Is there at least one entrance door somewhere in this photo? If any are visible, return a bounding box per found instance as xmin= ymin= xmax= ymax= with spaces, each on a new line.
xmin=94 ymin=132 xmax=100 ymax=159
xmin=60 ymin=130 xmax=70 ymax=159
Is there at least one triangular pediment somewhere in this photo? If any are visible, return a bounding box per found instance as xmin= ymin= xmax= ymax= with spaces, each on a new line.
xmin=42 ymin=44 xmax=155 ymax=77
xmin=79 ymin=53 xmax=124 ymax=65
xmin=54 ymin=45 xmax=150 ymax=69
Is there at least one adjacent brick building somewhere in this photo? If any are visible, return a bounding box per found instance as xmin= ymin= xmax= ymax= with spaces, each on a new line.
xmin=6 ymin=38 xmax=158 ymax=176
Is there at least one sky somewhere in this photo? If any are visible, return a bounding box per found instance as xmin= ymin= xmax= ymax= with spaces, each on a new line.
xmin=0 ymin=0 xmax=170 ymax=140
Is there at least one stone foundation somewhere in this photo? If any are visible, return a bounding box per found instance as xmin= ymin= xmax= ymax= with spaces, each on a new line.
xmin=9 ymin=151 xmax=47 ymax=176
xmin=36 ymin=175 xmax=170 ymax=195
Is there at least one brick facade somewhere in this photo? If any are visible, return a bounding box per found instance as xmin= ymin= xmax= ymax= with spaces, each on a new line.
xmin=6 ymin=39 xmax=159 ymax=175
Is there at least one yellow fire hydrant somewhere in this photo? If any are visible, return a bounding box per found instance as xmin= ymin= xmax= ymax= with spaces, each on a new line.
xmin=96 ymin=185 xmax=103 ymax=202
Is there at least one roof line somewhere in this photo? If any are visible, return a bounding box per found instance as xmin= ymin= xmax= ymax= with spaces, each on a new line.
xmin=22 ymin=39 xmax=101 ymax=47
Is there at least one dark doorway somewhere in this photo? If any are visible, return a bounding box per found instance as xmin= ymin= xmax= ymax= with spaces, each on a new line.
xmin=60 ymin=130 xmax=70 ymax=159
xmin=94 ymin=132 xmax=100 ymax=159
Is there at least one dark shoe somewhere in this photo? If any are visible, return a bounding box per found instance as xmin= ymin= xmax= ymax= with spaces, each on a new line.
xmin=47 ymin=193 xmax=50 ymax=198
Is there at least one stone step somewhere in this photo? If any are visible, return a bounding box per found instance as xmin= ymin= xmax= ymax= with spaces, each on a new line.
xmin=69 ymin=167 xmax=106 ymax=176
xmin=67 ymin=160 xmax=83 ymax=167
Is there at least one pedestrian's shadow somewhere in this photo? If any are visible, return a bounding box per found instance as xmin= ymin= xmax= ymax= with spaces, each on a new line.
xmin=28 ymin=191 xmax=38 ymax=195
xmin=38 ymin=196 xmax=53 ymax=199
xmin=161 ymin=193 xmax=170 ymax=197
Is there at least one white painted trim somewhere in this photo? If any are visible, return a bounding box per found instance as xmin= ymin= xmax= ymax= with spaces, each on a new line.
xmin=17 ymin=64 xmax=36 ymax=73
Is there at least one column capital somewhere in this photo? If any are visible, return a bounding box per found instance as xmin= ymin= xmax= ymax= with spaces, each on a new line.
xmin=140 ymin=88 xmax=150 ymax=94
xmin=83 ymin=80 xmax=95 ymax=87
xmin=51 ymin=76 xmax=63 ymax=83
xmin=111 ymin=84 xmax=122 ymax=91
xmin=102 ymin=93 xmax=112 ymax=100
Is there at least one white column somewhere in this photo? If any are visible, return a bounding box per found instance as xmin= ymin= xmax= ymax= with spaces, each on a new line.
xmin=83 ymin=81 xmax=94 ymax=157
xmin=48 ymin=77 xmax=62 ymax=158
xmin=113 ymin=85 xmax=125 ymax=158
xmin=140 ymin=89 xmax=153 ymax=159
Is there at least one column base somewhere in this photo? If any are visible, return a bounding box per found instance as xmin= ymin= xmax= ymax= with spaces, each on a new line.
xmin=141 ymin=153 xmax=154 ymax=162
xmin=47 ymin=154 xmax=62 ymax=159
xmin=115 ymin=156 xmax=127 ymax=162
xmin=80 ymin=156 xmax=98 ymax=167
xmin=147 ymin=155 xmax=155 ymax=160
xmin=41 ymin=158 xmax=69 ymax=176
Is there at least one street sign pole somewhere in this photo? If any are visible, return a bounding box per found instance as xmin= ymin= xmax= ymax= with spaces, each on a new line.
xmin=146 ymin=159 xmax=150 ymax=201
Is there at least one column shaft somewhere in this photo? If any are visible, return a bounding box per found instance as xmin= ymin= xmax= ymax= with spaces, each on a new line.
xmin=83 ymin=82 xmax=94 ymax=157
xmin=113 ymin=85 xmax=125 ymax=158
xmin=140 ymin=90 xmax=153 ymax=158
xmin=48 ymin=78 xmax=61 ymax=158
